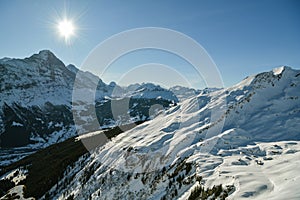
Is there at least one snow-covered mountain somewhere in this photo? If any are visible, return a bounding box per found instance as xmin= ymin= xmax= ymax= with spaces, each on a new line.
xmin=169 ymin=85 xmax=201 ymax=101
xmin=1 ymin=53 xmax=299 ymax=199
xmin=21 ymin=66 xmax=298 ymax=200
xmin=0 ymin=50 xmax=178 ymax=154
xmin=125 ymin=83 xmax=178 ymax=102
xmin=0 ymin=50 xmax=76 ymax=149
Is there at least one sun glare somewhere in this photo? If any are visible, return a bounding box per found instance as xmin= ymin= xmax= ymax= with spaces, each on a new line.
xmin=57 ymin=19 xmax=75 ymax=42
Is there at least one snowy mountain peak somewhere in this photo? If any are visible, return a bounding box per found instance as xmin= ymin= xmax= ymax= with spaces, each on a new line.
xmin=128 ymin=83 xmax=179 ymax=102
xmin=253 ymin=66 xmax=298 ymax=84
xmin=232 ymin=66 xmax=299 ymax=91
xmin=272 ymin=65 xmax=293 ymax=76
xmin=27 ymin=50 xmax=65 ymax=67
xmin=136 ymin=83 xmax=164 ymax=91
xmin=273 ymin=66 xmax=285 ymax=75
xmin=36 ymin=50 xmax=56 ymax=60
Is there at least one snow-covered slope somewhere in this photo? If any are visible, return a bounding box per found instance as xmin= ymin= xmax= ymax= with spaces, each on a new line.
xmin=47 ymin=66 xmax=300 ymax=199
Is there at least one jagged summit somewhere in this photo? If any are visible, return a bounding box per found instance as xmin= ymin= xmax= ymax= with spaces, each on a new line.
xmin=230 ymin=66 xmax=299 ymax=91
xmin=26 ymin=49 xmax=65 ymax=67
xmin=0 ymin=50 xmax=60 ymax=65
xmin=33 ymin=50 xmax=57 ymax=60
xmin=273 ymin=65 xmax=288 ymax=75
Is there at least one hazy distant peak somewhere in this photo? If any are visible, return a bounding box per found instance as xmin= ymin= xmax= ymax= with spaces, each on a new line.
xmin=136 ymin=83 xmax=165 ymax=91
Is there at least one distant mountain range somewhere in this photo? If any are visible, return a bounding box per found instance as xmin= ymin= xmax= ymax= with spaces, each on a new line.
xmin=0 ymin=50 xmax=180 ymax=151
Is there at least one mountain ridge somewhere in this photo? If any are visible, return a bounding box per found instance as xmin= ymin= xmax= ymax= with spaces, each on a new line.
xmin=40 ymin=65 xmax=300 ymax=200
xmin=1 ymin=50 xmax=299 ymax=199
xmin=0 ymin=50 xmax=178 ymax=157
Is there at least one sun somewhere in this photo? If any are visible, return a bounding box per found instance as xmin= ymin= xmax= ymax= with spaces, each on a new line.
xmin=57 ymin=19 xmax=75 ymax=42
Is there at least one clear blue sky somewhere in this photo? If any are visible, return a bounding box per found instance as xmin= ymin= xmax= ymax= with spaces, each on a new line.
xmin=0 ymin=0 xmax=299 ymax=88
